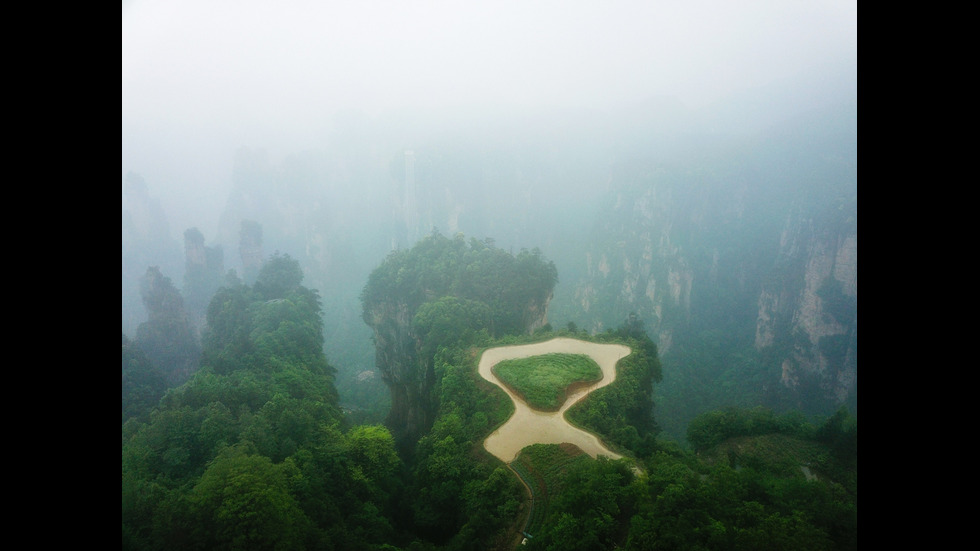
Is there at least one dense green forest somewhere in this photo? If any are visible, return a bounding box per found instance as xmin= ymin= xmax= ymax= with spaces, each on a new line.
xmin=122 ymin=238 xmax=856 ymax=550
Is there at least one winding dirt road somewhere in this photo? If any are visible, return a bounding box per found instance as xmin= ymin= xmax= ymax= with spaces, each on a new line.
xmin=478 ymin=337 xmax=631 ymax=463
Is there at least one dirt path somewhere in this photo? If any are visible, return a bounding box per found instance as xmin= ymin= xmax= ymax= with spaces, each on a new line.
xmin=478 ymin=337 xmax=631 ymax=463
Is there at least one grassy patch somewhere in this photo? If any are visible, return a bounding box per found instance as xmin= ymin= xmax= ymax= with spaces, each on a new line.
xmin=700 ymin=433 xmax=827 ymax=478
xmin=513 ymin=443 xmax=589 ymax=537
xmin=493 ymin=353 xmax=603 ymax=411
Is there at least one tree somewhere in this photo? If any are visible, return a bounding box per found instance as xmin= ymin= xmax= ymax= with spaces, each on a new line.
xmin=254 ymin=252 xmax=305 ymax=300
xmin=122 ymin=332 xmax=167 ymax=424
xmin=190 ymin=446 xmax=312 ymax=550
xmin=345 ymin=424 xmax=403 ymax=513
xmin=346 ymin=425 xmax=401 ymax=483
xmin=200 ymin=278 xmax=253 ymax=375
xmin=413 ymin=296 xmax=491 ymax=368
xmin=360 ymin=231 xmax=559 ymax=445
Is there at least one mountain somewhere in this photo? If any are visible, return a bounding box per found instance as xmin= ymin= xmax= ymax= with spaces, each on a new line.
xmin=122 ymin=85 xmax=856 ymax=440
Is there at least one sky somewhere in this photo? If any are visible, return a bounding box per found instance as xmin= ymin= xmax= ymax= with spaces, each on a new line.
xmin=122 ymin=0 xmax=857 ymax=237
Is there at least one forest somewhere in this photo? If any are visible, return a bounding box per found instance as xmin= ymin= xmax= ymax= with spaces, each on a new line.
xmin=122 ymin=234 xmax=856 ymax=550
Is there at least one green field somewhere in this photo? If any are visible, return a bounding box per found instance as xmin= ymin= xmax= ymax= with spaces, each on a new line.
xmin=493 ymin=353 xmax=603 ymax=411
xmin=512 ymin=443 xmax=590 ymax=537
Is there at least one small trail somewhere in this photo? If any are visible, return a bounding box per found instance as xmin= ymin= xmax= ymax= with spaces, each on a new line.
xmin=505 ymin=463 xmax=534 ymax=537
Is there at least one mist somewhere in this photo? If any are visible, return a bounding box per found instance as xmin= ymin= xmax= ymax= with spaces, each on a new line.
xmin=122 ymin=0 xmax=857 ymax=430
xmin=122 ymin=0 xmax=855 ymax=234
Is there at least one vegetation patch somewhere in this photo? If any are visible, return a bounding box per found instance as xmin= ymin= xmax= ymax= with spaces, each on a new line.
xmin=513 ymin=443 xmax=589 ymax=537
xmin=493 ymin=353 xmax=603 ymax=411
xmin=513 ymin=443 xmax=636 ymax=548
xmin=700 ymin=433 xmax=826 ymax=478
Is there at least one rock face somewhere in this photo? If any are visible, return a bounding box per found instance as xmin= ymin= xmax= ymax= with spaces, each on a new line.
xmin=122 ymin=172 xmax=182 ymax=336
xmin=524 ymin=292 xmax=553 ymax=334
xmin=186 ymin=99 xmax=854 ymax=433
xmin=572 ymin=191 xmax=856 ymax=414
xmin=182 ymin=227 xmax=225 ymax=336
xmin=135 ymin=266 xmax=201 ymax=386
xmin=238 ymin=220 xmax=265 ymax=285
xmin=570 ymin=173 xmax=701 ymax=353
xmin=363 ymin=299 xmax=434 ymax=446
xmin=361 ymin=234 xmax=557 ymax=449
xmin=364 ymin=290 xmax=554 ymax=449
xmin=758 ymin=210 xmax=857 ymax=407
xmin=565 ymin=103 xmax=857 ymax=417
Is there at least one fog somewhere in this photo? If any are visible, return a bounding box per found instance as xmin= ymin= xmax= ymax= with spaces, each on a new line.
xmin=122 ymin=0 xmax=857 ymax=441
xmin=122 ymin=0 xmax=856 ymax=237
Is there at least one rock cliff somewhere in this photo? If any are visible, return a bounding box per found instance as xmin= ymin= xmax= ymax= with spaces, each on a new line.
xmin=361 ymin=234 xmax=557 ymax=448
xmin=564 ymin=103 xmax=857 ymax=419
xmin=758 ymin=206 xmax=857 ymax=407
xmin=122 ymin=172 xmax=182 ymax=336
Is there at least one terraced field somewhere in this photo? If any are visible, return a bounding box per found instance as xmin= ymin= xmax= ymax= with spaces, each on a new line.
xmin=492 ymin=353 xmax=602 ymax=411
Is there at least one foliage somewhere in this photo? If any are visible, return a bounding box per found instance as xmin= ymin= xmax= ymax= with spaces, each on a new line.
xmin=361 ymin=231 xmax=557 ymax=340
xmin=636 ymin=406 xmax=858 ymax=550
xmin=254 ymin=251 xmax=306 ymax=300
xmin=507 ymin=394 xmax=855 ymax=551
xmin=654 ymin=329 xmax=776 ymax=445
xmin=518 ymin=447 xmax=636 ymax=551
xmin=360 ymin=231 xmax=559 ymax=444
xmin=187 ymin=445 xmax=312 ymax=550
xmin=623 ymin=445 xmax=854 ymax=551
xmin=565 ymin=327 xmax=661 ymax=457
xmin=413 ymin=296 xmax=492 ymax=365
xmin=686 ymin=405 xmax=815 ymax=453
xmin=123 ymin=237 xmax=856 ymax=551
xmin=813 ymin=406 xmax=857 ymax=491
xmin=122 ymin=332 xmax=168 ymax=424
xmin=123 ymin=254 xmax=383 ymax=551
xmin=512 ymin=443 xmax=593 ymax=537
xmin=493 ymin=353 xmax=602 ymax=411
xmin=407 ymin=343 xmax=519 ymax=548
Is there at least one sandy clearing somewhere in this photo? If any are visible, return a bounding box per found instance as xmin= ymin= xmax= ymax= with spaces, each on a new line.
xmin=478 ymin=337 xmax=632 ymax=463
